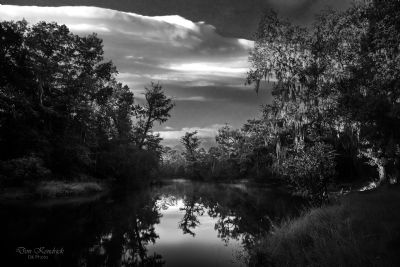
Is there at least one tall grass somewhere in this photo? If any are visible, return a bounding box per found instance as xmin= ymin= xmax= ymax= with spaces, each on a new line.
xmin=251 ymin=186 xmax=400 ymax=267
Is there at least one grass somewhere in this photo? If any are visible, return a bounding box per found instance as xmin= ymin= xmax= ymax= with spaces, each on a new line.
xmin=35 ymin=181 xmax=103 ymax=198
xmin=251 ymin=185 xmax=400 ymax=267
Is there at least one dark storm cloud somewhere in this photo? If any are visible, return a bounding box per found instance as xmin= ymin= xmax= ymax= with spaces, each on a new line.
xmin=270 ymin=0 xmax=352 ymax=23
xmin=2 ymin=0 xmax=352 ymax=38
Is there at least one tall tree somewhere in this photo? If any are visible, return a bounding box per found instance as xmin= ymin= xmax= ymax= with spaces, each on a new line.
xmin=181 ymin=131 xmax=201 ymax=163
xmin=135 ymin=83 xmax=174 ymax=151
xmin=339 ymin=0 xmax=400 ymax=184
xmin=245 ymin=8 xmax=347 ymax=198
xmin=181 ymin=131 xmax=201 ymax=178
xmin=0 ymin=20 xmax=173 ymax=183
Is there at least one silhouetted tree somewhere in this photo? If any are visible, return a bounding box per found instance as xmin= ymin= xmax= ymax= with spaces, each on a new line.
xmin=181 ymin=131 xmax=202 ymax=178
xmin=135 ymin=83 xmax=174 ymax=151
xmin=0 ymin=20 xmax=173 ymax=185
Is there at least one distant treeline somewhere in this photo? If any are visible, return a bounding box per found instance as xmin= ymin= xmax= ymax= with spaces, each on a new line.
xmin=160 ymin=0 xmax=400 ymax=203
xmin=0 ymin=20 xmax=174 ymax=186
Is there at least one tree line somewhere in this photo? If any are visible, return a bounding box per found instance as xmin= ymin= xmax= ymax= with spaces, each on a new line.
xmin=161 ymin=0 xmax=400 ymax=203
xmin=0 ymin=20 xmax=174 ymax=186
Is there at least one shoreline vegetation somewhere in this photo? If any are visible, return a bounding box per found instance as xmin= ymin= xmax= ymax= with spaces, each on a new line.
xmin=0 ymin=180 xmax=106 ymax=201
xmin=249 ymin=185 xmax=400 ymax=267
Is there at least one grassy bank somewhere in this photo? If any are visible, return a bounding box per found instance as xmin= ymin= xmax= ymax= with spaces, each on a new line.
xmin=0 ymin=180 xmax=105 ymax=200
xmin=35 ymin=181 xmax=104 ymax=198
xmin=251 ymin=185 xmax=400 ymax=267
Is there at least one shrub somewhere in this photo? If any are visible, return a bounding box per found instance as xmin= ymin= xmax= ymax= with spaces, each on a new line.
xmin=0 ymin=155 xmax=51 ymax=186
xmin=279 ymin=142 xmax=336 ymax=204
xmin=35 ymin=181 xmax=103 ymax=197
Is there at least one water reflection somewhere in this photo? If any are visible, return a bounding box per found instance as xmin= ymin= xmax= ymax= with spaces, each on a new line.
xmin=84 ymin=195 xmax=164 ymax=267
xmin=178 ymin=197 xmax=205 ymax=236
xmin=0 ymin=180 xmax=303 ymax=267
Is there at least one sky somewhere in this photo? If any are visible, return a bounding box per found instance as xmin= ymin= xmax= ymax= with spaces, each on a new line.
xmin=0 ymin=1 xmax=351 ymax=147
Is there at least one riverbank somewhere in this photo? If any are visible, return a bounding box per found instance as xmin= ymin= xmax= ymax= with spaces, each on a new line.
xmin=0 ymin=180 xmax=106 ymax=201
xmin=250 ymin=185 xmax=400 ymax=267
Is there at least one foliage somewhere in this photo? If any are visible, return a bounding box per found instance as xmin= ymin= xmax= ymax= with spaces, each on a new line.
xmin=337 ymin=0 xmax=400 ymax=184
xmin=243 ymin=9 xmax=346 ymax=200
xmin=240 ymin=1 xmax=400 ymax=200
xmin=180 ymin=131 xmax=202 ymax=179
xmin=160 ymin=123 xmax=276 ymax=181
xmin=35 ymin=181 xmax=103 ymax=197
xmin=0 ymin=20 xmax=173 ymax=185
xmin=134 ymin=82 xmax=174 ymax=152
xmin=0 ymin=155 xmax=51 ymax=186
xmin=279 ymin=142 xmax=336 ymax=203
xmin=159 ymin=147 xmax=186 ymax=178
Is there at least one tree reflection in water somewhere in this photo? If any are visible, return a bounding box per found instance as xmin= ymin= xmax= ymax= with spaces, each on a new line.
xmin=0 ymin=181 xmax=302 ymax=267
xmin=81 ymin=191 xmax=165 ymax=267
xmin=155 ymin=181 xmax=304 ymax=253
xmin=178 ymin=197 xmax=205 ymax=236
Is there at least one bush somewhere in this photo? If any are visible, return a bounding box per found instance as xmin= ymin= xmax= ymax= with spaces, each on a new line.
xmin=35 ymin=181 xmax=103 ymax=197
xmin=279 ymin=142 xmax=336 ymax=204
xmin=0 ymin=155 xmax=51 ymax=186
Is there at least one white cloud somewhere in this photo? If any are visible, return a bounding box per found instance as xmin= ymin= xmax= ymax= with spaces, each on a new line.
xmin=156 ymin=124 xmax=225 ymax=140
xmin=167 ymin=62 xmax=248 ymax=76
xmin=186 ymin=81 xmax=216 ymax=87
xmin=67 ymin=23 xmax=110 ymax=32
xmin=174 ymin=96 xmax=208 ymax=102
xmin=238 ymin=39 xmax=254 ymax=50
xmin=152 ymin=15 xmax=198 ymax=31
xmin=0 ymin=5 xmax=253 ymax=80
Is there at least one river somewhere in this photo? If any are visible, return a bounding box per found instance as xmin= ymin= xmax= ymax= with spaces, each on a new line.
xmin=0 ymin=179 xmax=304 ymax=266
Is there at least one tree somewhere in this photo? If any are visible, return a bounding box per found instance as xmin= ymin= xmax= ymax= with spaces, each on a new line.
xmin=207 ymin=146 xmax=222 ymax=178
xmin=279 ymin=142 xmax=336 ymax=204
xmin=134 ymin=83 xmax=174 ymax=151
xmin=245 ymin=8 xmax=358 ymax=199
xmin=0 ymin=20 xmax=173 ymax=184
xmin=216 ymin=124 xmax=245 ymax=158
xmin=160 ymin=147 xmax=186 ymax=177
xmin=242 ymin=119 xmax=275 ymax=178
xmin=215 ymin=124 xmax=246 ymax=178
xmin=245 ymin=1 xmax=400 ymax=191
xmin=181 ymin=131 xmax=201 ymax=178
xmin=0 ymin=20 xmax=121 ymax=176
xmin=181 ymin=131 xmax=201 ymax=162
xmin=338 ymin=0 xmax=400 ymax=184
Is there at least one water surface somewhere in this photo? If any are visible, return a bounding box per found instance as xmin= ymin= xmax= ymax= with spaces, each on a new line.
xmin=0 ymin=180 xmax=303 ymax=266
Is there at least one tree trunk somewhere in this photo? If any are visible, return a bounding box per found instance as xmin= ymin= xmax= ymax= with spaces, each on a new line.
xmin=138 ymin=116 xmax=152 ymax=150
xmin=377 ymin=163 xmax=387 ymax=185
xmin=38 ymin=80 xmax=44 ymax=106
